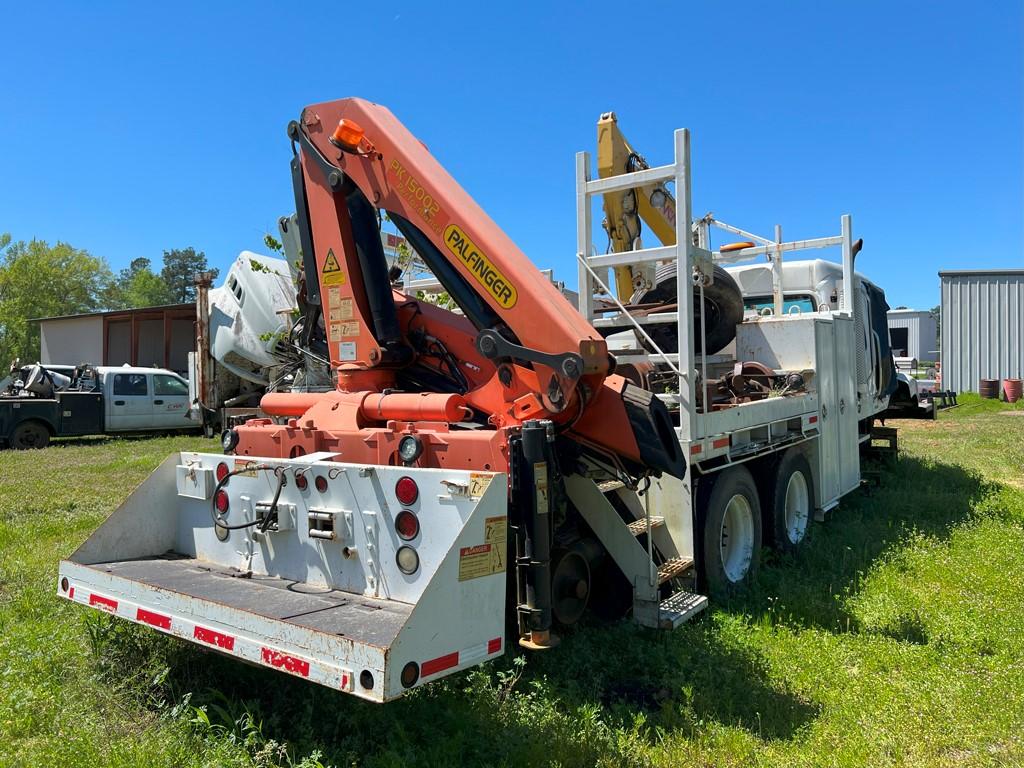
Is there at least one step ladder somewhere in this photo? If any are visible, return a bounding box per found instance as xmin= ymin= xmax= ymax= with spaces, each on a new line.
xmin=564 ymin=474 xmax=706 ymax=630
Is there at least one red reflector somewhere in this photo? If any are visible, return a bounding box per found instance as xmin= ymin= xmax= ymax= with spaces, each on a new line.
xmin=315 ymin=475 xmax=328 ymax=493
xmin=487 ymin=637 xmax=502 ymax=654
xmin=713 ymin=437 xmax=730 ymax=450
xmin=690 ymin=444 xmax=702 ymax=455
xmin=214 ymin=490 xmax=229 ymax=513
xmin=216 ymin=462 xmax=230 ymax=482
xmin=395 ymin=476 xmax=419 ymax=505
xmin=295 ymin=472 xmax=308 ymax=490
xmin=194 ymin=625 xmax=235 ymax=650
xmin=809 ymin=415 xmax=818 ymax=424
xmin=137 ymin=608 xmax=171 ymax=630
xmin=395 ymin=510 xmax=419 ymax=540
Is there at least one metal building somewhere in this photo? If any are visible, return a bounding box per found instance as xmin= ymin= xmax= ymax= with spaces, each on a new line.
xmin=939 ymin=269 xmax=1024 ymax=393
xmin=35 ymin=304 xmax=196 ymax=374
xmin=887 ymin=308 xmax=937 ymax=361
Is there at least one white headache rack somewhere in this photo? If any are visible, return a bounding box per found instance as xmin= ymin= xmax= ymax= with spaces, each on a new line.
xmin=575 ymin=127 xmax=858 ymax=446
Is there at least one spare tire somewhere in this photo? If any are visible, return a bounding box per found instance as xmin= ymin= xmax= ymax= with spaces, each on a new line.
xmin=630 ymin=263 xmax=744 ymax=355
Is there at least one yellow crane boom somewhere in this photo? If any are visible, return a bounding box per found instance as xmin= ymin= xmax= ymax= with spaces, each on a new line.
xmin=597 ymin=111 xmax=678 ymax=301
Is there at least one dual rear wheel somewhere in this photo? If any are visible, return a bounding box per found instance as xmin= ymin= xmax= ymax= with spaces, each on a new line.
xmin=699 ymin=448 xmax=815 ymax=598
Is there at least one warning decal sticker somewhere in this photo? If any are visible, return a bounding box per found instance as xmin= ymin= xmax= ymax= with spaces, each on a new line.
xmin=469 ymin=473 xmax=493 ymax=499
xmin=321 ymin=249 xmax=346 ymax=286
xmin=484 ymin=516 xmax=507 ymax=545
xmin=233 ymin=459 xmax=258 ymax=477
xmin=458 ymin=543 xmax=504 ymax=581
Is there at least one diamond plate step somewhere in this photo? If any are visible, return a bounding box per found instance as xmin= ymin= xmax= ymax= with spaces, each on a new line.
xmin=658 ymin=590 xmax=708 ymax=629
xmin=626 ymin=516 xmax=665 ymax=536
xmin=657 ymin=557 xmax=694 ymax=585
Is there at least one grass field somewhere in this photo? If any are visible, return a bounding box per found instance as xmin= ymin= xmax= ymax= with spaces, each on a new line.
xmin=1 ymin=395 xmax=1022 ymax=767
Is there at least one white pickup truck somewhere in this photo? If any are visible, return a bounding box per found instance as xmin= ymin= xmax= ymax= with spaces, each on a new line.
xmin=0 ymin=364 xmax=199 ymax=449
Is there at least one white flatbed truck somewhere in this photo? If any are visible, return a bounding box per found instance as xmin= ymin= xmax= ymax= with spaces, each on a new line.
xmin=58 ymin=114 xmax=896 ymax=701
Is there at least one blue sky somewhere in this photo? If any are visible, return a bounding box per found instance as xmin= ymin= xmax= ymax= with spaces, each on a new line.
xmin=1 ymin=1 xmax=1020 ymax=311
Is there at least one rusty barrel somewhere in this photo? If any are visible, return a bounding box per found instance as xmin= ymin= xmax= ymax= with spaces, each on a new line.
xmin=979 ymin=378 xmax=1000 ymax=399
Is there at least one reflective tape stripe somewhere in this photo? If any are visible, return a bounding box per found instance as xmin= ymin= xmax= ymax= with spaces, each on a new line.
xmin=422 ymin=636 xmax=504 ymax=678
xmin=421 ymin=651 xmax=459 ymax=677
xmin=89 ymin=594 xmax=118 ymax=613
xmin=60 ymin=575 xmax=366 ymax=696
xmin=194 ymin=625 xmax=235 ymax=651
xmin=137 ymin=607 xmax=171 ymax=630
xmin=261 ymin=647 xmax=310 ymax=678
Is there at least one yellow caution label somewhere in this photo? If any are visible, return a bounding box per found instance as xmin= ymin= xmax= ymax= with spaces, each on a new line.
xmin=233 ymin=459 xmax=258 ymax=478
xmin=484 ymin=515 xmax=507 ymax=544
xmin=469 ymin=473 xmax=493 ymax=499
xmin=321 ymin=249 xmax=346 ymax=286
xmin=443 ymin=224 xmax=517 ymax=308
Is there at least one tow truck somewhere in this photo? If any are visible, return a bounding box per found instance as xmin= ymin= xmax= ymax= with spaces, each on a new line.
xmin=59 ymin=99 xmax=895 ymax=701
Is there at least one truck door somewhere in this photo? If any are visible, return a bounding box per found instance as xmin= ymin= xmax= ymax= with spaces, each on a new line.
xmin=152 ymin=373 xmax=191 ymax=429
xmin=108 ymin=372 xmax=153 ymax=430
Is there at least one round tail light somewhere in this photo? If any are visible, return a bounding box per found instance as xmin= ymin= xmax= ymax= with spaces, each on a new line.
xmin=315 ymin=475 xmax=328 ymax=493
xmin=396 ymin=545 xmax=419 ymax=575
xmin=395 ymin=476 xmax=419 ymax=505
xmin=214 ymin=490 xmax=229 ymax=514
xmin=295 ymin=472 xmax=308 ymax=491
xmin=400 ymin=661 xmax=420 ymax=688
xmin=395 ymin=510 xmax=419 ymax=540
xmin=216 ymin=462 xmax=230 ymax=482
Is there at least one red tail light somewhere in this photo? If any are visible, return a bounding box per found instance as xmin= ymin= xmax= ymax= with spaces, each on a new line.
xmin=295 ymin=472 xmax=308 ymax=490
xmin=395 ymin=510 xmax=419 ymax=540
xmin=216 ymin=462 xmax=230 ymax=482
xmin=395 ymin=476 xmax=418 ymax=505
xmin=214 ymin=490 xmax=229 ymax=513
xmin=315 ymin=475 xmax=328 ymax=493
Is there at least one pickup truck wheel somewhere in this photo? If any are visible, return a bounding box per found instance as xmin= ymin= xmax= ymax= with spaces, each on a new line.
xmin=699 ymin=466 xmax=761 ymax=599
xmin=10 ymin=420 xmax=50 ymax=450
xmin=767 ymin=449 xmax=814 ymax=551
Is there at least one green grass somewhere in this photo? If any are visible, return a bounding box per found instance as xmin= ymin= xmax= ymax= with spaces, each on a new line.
xmin=1 ymin=399 xmax=1022 ymax=767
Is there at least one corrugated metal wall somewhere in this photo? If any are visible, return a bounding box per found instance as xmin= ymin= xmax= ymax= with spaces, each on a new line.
xmin=940 ymin=271 xmax=1024 ymax=393
xmin=887 ymin=311 xmax=938 ymax=360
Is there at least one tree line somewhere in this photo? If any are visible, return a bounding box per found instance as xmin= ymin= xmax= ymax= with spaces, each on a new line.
xmin=0 ymin=233 xmax=218 ymax=365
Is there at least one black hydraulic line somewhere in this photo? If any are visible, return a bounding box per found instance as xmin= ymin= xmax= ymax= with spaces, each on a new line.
xmin=345 ymin=188 xmax=408 ymax=358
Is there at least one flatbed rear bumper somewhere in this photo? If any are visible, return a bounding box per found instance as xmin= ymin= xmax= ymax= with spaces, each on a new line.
xmin=58 ymin=453 xmax=510 ymax=702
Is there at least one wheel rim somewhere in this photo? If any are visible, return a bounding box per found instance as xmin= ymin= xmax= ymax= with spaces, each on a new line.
xmin=719 ymin=493 xmax=754 ymax=582
xmin=16 ymin=426 xmax=45 ymax=448
xmin=784 ymin=471 xmax=810 ymax=544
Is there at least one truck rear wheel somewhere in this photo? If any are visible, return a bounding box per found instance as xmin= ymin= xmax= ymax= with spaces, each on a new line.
xmin=767 ymin=449 xmax=814 ymax=551
xmin=699 ymin=465 xmax=761 ymax=598
xmin=10 ymin=420 xmax=50 ymax=450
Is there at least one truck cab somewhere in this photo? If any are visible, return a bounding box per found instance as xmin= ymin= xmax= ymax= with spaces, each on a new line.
xmin=1 ymin=364 xmax=196 ymax=449
xmin=97 ymin=366 xmax=194 ymax=431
